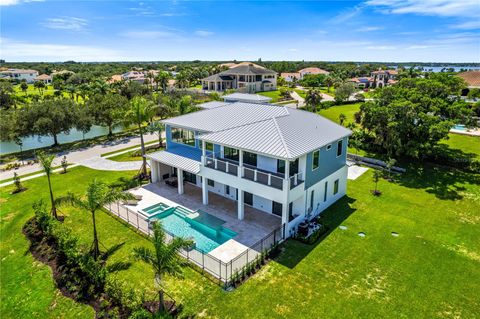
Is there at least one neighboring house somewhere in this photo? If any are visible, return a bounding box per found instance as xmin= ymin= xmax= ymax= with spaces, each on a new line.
xmin=348 ymin=77 xmax=372 ymax=89
xmin=298 ymin=67 xmax=330 ymax=79
xmin=370 ymin=69 xmax=398 ymax=88
xmin=457 ymin=70 xmax=480 ymax=97
xmin=202 ymin=64 xmax=277 ymax=93
xmin=107 ymin=74 xmax=123 ymax=84
xmin=280 ymin=72 xmax=300 ymax=82
xmin=281 ymin=67 xmax=329 ymax=82
xmin=34 ymin=74 xmax=52 ymax=84
xmin=219 ymin=62 xmax=265 ymax=69
xmin=0 ymin=69 xmax=39 ymax=83
xmin=147 ymin=102 xmax=351 ymax=238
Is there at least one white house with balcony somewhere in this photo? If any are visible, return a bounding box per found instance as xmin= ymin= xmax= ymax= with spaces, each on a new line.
xmin=147 ymin=102 xmax=351 ymax=237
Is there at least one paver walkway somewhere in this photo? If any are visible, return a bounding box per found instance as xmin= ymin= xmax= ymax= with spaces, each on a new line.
xmin=77 ymin=156 xmax=143 ymax=171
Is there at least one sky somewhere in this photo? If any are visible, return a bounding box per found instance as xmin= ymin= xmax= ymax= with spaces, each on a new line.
xmin=0 ymin=0 xmax=479 ymax=62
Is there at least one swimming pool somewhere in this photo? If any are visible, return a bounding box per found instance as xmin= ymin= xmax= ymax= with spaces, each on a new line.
xmin=452 ymin=124 xmax=467 ymax=131
xmin=149 ymin=207 xmax=237 ymax=253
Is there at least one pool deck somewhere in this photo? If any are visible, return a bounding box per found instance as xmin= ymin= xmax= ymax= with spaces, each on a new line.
xmin=450 ymin=128 xmax=480 ymax=136
xmin=126 ymin=182 xmax=281 ymax=263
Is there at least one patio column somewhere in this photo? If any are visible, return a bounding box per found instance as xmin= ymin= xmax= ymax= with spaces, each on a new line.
xmin=237 ymin=190 xmax=244 ymax=220
xmin=281 ymin=199 xmax=289 ymax=233
xmin=202 ymin=140 xmax=206 ymax=164
xmin=202 ymin=177 xmax=208 ymax=205
xmin=177 ymin=169 xmax=184 ymax=195
xmin=238 ymin=149 xmax=243 ymax=177
xmin=150 ymin=160 xmax=158 ymax=183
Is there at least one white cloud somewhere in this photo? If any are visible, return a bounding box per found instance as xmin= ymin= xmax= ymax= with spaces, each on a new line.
xmin=406 ymin=45 xmax=432 ymax=49
xmin=194 ymin=30 xmax=213 ymax=37
xmin=0 ymin=0 xmax=43 ymax=5
xmin=0 ymin=38 xmax=124 ymax=62
xmin=365 ymin=0 xmax=480 ymax=18
xmin=450 ymin=20 xmax=480 ymax=30
xmin=121 ymin=30 xmax=178 ymax=39
xmin=41 ymin=17 xmax=88 ymax=31
xmin=288 ymin=48 xmax=298 ymax=52
xmin=356 ymin=26 xmax=383 ymax=32
xmin=366 ymin=45 xmax=397 ymax=50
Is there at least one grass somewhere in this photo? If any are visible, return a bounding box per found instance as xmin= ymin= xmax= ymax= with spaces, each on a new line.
xmin=1 ymin=162 xmax=480 ymax=318
xmin=13 ymin=84 xmax=86 ymax=104
xmin=257 ymin=90 xmax=282 ymax=102
xmin=440 ymin=134 xmax=480 ymax=159
xmin=100 ymin=140 xmax=159 ymax=158
xmin=0 ymin=164 xmax=74 ymax=184
xmin=318 ymin=103 xmax=362 ymax=126
xmin=107 ymin=146 xmax=163 ymax=162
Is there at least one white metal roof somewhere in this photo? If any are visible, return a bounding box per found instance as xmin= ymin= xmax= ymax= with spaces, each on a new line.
xmin=196 ymin=101 xmax=231 ymax=110
xmin=162 ymin=102 xmax=288 ymax=132
xmin=223 ymin=93 xmax=272 ymax=103
xmin=147 ymin=151 xmax=201 ymax=174
xmin=162 ymin=102 xmax=351 ymax=160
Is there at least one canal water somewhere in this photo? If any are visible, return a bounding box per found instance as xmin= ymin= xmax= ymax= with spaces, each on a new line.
xmin=0 ymin=125 xmax=124 ymax=155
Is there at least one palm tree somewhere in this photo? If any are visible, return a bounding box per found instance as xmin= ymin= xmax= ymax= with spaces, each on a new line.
xmin=305 ymin=89 xmax=322 ymax=113
xmin=125 ymin=97 xmax=156 ymax=178
xmin=20 ymin=81 xmax=28 ymax=95
xmin=56 ymin=179 xmax=134 ymax=260
xmin=155 ymin=71 xmax=171 ymax=93
xmin=339 ymin=113 xmax=347 ymax=126
xmin=133 ymin=222 xmax=192 ymax=314
xmin=36 ymin=151 xmax=58 ymax=219
xmin=34 ymin=81 xmax=46 ymax=96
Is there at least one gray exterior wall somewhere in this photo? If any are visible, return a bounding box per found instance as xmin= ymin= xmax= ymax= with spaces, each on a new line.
xmin=304 ymin=136 xmax=348 ymax=188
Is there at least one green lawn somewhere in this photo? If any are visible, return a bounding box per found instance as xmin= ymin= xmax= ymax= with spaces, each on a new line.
xmin=13 ymin=84 xmax=86 ymax=104
xmin=257 ymin=90 xmax=282 ymax=102
xmin=1 ymin=162 xmax=480 ymax=318
xmin=318 ymin=103 xmax=362 ymax=125
xmin=440 ymin=134 xmax=480 ymax=160
xmin=107 ymin=145 xmax=163 ymax=162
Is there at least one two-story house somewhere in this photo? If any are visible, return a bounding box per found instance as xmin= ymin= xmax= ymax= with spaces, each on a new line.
xmin=370 ymin=69 xmax=398 ymax=88
xmin=202 ymin=64 xmax=277 ymax=93
xmin=147 ymin=102 xmax=351 ymax=237
xmin=0 ymin=68 xmax=39 ymax=83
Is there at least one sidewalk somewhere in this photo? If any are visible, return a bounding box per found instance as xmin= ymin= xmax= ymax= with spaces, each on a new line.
xmin=0 ymin=133 xmax=159 ymax=182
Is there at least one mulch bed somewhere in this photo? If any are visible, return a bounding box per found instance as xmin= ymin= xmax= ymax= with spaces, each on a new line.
xmin=22 ymin=217 xmax=179 ymax=318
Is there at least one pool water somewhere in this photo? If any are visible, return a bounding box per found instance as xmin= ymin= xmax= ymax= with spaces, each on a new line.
xmin=150 ymin=207 xmax=237 ymax=253
xmin=140 ymin=202 xmax=170 ymax=217
xmin=452 ymin=124 xmax=467 ymax=131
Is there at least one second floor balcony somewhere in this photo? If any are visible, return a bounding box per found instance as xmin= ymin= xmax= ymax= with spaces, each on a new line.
xmin=203 ymin=152 xmax=304 ymax=191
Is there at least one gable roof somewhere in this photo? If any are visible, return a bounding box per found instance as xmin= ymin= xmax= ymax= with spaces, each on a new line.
xmin=202 ymin=74 xmax=234 ymax=81
xmin=298 ymin=67 xmax=329 ymax=75
xmin=163 ymin=103 xmax=351 ymax=160
xmin=35 ymin=74 xmax=51 ymax=80
xmin=458 ymin=71 xmax=480 ymax=88
xmin=220 ymin=64 xmax=276 ymax=76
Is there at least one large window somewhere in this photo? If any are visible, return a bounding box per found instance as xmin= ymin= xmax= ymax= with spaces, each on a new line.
xmin=337 ymin=140 xmax=343 ymax=157
xmin=184 ymin=172 xmax=197 ymax=184
xmin=205 ymin=142 xmax=214 ymax=152
xmin=277 ymin=158 xmax=299 ymax=176
xmin=244 ymin=192 xmax=253 ymax=206
xmin=324 ymin=181 xmax=328 ymax=202
xmin=171 ymin=128 xmax=195 ymax=146
xmin=224 ymin=147 xmax=239 ymax=161
xmin=312 ymin=150 xmax=320 ymax=170
xmin=272 ymin=201 xmax=282 ymax=216
xmin=207 ymin=179 xmax=214 ymax=187
xmin=243 ymin=151 xmax=257 ymax=167
xmin=334 ymin=179 xmax=339 ymax=195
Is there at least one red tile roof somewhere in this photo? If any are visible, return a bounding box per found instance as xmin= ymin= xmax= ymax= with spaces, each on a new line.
xmin=458 ymin=71 xmax=480 ymax=88
xmin=298 ymin=67 xmax=330 ymax=75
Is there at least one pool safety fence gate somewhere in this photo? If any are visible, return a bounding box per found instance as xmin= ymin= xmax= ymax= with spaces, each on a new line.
xmin=105 ymin=201 xmax=285 ymax=287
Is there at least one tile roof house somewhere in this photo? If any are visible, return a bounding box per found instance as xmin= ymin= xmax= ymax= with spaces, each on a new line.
xmin=147 ymin=102 xmax=351 ymax=239
xmin=281 ymin=67 xmax=330 ymax=82
xmin=458 ymin=71 xmax=480 ymax=88
xmin=34 ymin=74 xmax=52 ymax=84
xmin=202 ymin=64 xmax=277 ymax=93
xmin=370 ymin=69 xmax=398 ymax=88
xmin=0 ymin=69 xmax=39 ymax=83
